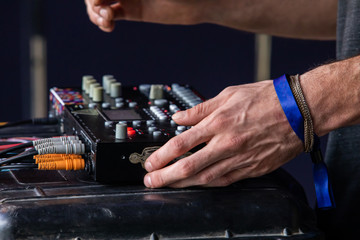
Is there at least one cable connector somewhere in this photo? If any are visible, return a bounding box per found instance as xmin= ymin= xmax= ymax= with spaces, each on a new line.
xmin=38 ymin=158 xmax=85 ymax=170
xmin=34 ymin=140 xmax=82 ymax=151
xmin=34 ymin=154 xmax=82 ymax=163
xmin=37 ymin=143 xmax=85 ymax=155
xmin=33 ymin=136 xmax=79 ymax=147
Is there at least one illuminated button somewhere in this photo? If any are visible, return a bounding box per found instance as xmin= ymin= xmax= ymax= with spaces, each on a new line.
xmin=115 ymin=97 xmax=124 ymax=103
xmin=132 ymin=120 xmax=142 ymax=128
xmin=175 ymin=130 xmax=183 ymax=136
xmin=171 ymin=83 xmax=180 ymax=89
xmin=154 ymin=99 xmax=168 ymax=108
xmin=170 ymin=120 xmax=177 ymax=126
xmin=148 ymin=126 xmax=157 ymax=132
xmin=102 ymin=102 xmax=111 ymax=109
xmin=153 ymin=131 xmax=162 ymax=137
xmin=127 ymin=127 xmax=136 ymax=136
xmin=150 ymin=106 xmax=159 ymax=111
xmin=158 ymin=115 xmax=168 ymax=121
xmin=139 ymin=84 xmax=151 ymax=95
xmin=169 ymin=104 xmax=180 ymax=113
xmin=129 ymin=102 xmax=138 ymax=108
xmin=177 ymin=126 xmax=186 ymax=131
xmin=104 ymin=121 xmax=113 ymax=127
xmin=115 ymin=102 xmax=124 ymax=108
xmin=88 ymin=103 xmax=97 ymax=109
xmin=146 ymin=120 xmax=155 ymax=126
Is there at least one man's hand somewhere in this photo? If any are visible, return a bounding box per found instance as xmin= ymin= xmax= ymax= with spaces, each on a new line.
xmin=84 ymin=0 xmax=210 ymax=32
xmin=144 ymin=81 xmax=303 ymax=188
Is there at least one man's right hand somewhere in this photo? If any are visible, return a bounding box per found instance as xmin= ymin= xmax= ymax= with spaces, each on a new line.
xmin=84 ymin=0 xmax=211 ymax=32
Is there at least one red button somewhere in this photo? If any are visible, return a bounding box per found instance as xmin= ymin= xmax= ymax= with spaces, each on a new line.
xmin=127 ymin=129 xmax=136 ymax=136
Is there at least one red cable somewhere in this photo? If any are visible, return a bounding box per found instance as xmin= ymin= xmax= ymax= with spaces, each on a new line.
xmin=0 ymin=143 xmax=23 ymax=151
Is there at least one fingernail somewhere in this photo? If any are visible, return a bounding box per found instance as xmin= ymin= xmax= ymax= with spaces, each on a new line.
xmin=97 ymin=17 xmax=104 ymax=25
xmin=172 ymin=111 xmax=185 ymax=120
xmin=99 ymin=8 xmax=108 ymax=19
xmin=145 ymin=175 xmax=152 ymax=188
xmin=145 ymin=161 xmax=153 ymax=172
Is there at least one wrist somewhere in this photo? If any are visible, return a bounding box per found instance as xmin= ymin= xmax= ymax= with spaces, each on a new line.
xmin=300 ymin=56 xmax=360 ymax=136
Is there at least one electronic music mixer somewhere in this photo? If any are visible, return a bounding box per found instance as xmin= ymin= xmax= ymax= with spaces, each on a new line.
xmin=50 ymin=75 xmax=205 ymax=183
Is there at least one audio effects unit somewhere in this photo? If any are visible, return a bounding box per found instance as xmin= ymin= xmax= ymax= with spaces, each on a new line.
xmin=50 ymin=75 xmax=204 ymax=182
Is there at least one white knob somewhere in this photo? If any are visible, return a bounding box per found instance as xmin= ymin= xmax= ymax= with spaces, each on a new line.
xmin=93 ymin=87 xmax=104 ymax=102
xmin=105 ymin=79 xmax=116 ymax=94
xmin=149 ymin=84 xmax=163 ymax=99
xmin=85 ymin=79 xmax=96 ymax=94
xmin=82 ymin=75 xmax=94 ymax=91
xmin=89 ymin=82 xmax=100 ymax=99
xmin=110 ymin=82 xmax=122 ymax=98
xmin=115 ymin=122 xmax=127 ymax=139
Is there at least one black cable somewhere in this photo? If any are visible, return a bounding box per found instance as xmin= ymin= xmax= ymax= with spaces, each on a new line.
xmin=0 ymin=163 xmax=37 ymax=171
xmin=0 ymin=141 xmax=23 ymax=145
xmin=0 ymin=120 xmax=32 ymax=129
xmin=0 ymin=118 xmax=58 ymax=129
xmin=0 ymin=149 xmax=37 ymax=166
xmin=0 ymin=142 xmax=33 ymax=158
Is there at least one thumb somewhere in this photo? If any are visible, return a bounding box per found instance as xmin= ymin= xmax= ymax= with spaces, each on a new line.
xmin=172 ymin=98 xmax=220 ymax=126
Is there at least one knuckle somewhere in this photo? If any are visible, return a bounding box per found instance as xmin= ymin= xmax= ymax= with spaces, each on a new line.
xmin=151 ymin=172 xmax=166 ymax=187
xmin=208 ymin=112 xmax=228 ymax=131
xmin=219 ymin=174 xmax=235 ymax=187
xmin=179 ymin=160 xmax=196 ymax=178
xmin=224 ymin=135 xmax=247 ymax=152
xmin=221 ymin=86 xmax=235 ymax=95
xmin=199 ymin=171 xmax=216 ymax=185
xmin=168 ymin=137 xmax=187 ymax=155
xmin=148 ymin=151 xmax=159 ymax=167
xmin=187 ymin=102 xmax=207 ymax=119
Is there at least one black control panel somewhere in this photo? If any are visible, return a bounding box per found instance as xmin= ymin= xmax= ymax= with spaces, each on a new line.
xmin=50 ymin=76 xmax=204 ymax=183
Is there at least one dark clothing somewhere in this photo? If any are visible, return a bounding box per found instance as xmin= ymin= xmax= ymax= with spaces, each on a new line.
xmin=317 ymin=1 xmax=360 ymax=239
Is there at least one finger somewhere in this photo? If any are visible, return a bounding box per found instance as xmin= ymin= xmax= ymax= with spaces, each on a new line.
xmin=86 ymin=0 xmax=115 ymax=31
xmin=111 ymin=2 xmax=125 ymax=20
xmin=144 ymin=143 xmax=219 ymax=188
xmin=145 ymin=125 xmax=212 ymax=172
xmin=98 ymin=23 xmax=115 ymax=32
xmin=169 ymin=154 xmax=252 ymax=188
xmin=144 ymin=134 xmax=246 ymax=188
xmin=172 ymin=97 xmax=223 ymax=126
xmin=91 ymin=2 xmax=115 ymax=20
xmin=85 ymin=0 xmax=100 ymax=26
xmin=97 ymin=6 xmax=115 ymax=20
xmin=97 ymin=17 xmax=115 ymax=31
xmin=94 ymin=0 xmax=118 ymax=6
xmin=205 ymin=167 xmax=259 ymax=187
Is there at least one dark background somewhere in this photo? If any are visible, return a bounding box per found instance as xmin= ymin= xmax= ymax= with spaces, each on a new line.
xmin=1 ymin=0 xmax=336 ymax=207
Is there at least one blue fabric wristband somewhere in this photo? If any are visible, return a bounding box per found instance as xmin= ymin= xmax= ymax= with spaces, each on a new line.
xmin=273 ymin=74 xmax=304 ymax=142
xmin=273 ymin=74 xmax=335 ymax=209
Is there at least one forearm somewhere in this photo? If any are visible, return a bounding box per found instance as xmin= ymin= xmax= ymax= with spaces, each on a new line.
xmin=205 ymin=0 xmax=337 ymax=40
xmin=300 ymin=55 xmax=360 ymax=136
